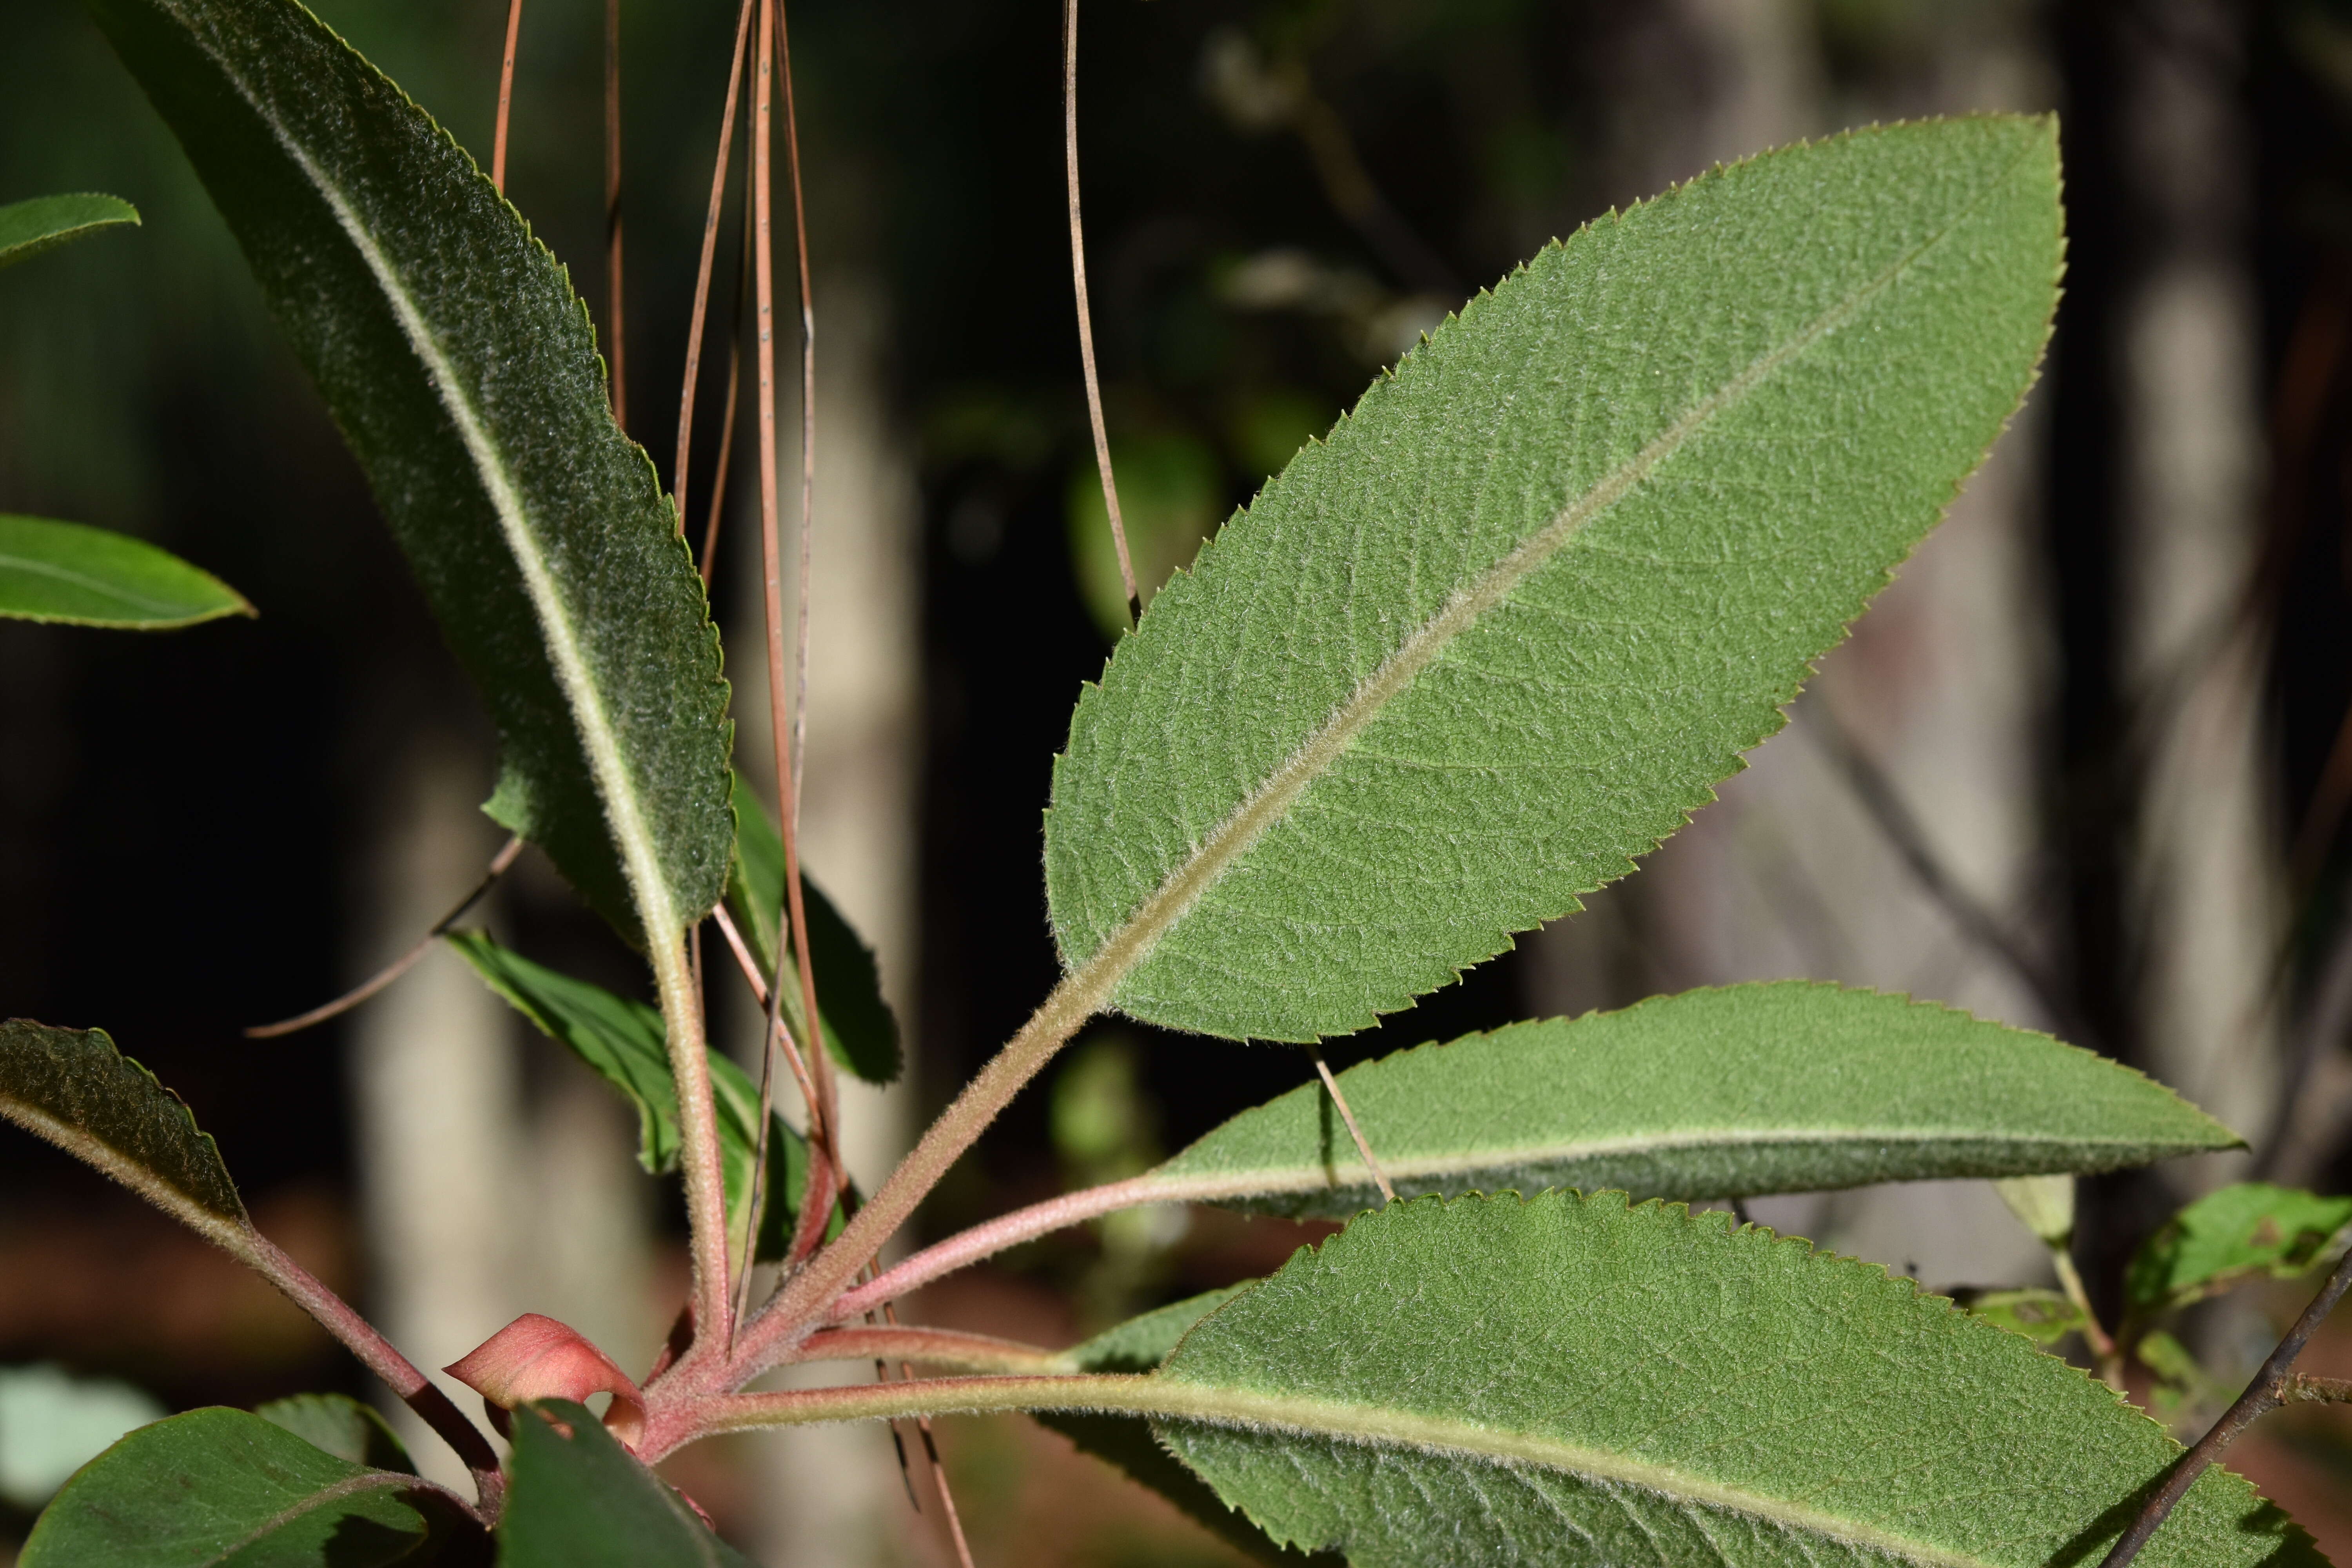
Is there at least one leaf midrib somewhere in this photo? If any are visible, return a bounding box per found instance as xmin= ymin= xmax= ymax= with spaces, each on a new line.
xmin=189 ymin=31 xmax=679 ymax=944
xmin=204 ymin=1470 xmax=422 ymax=1566
xmin=1068 ymin=134 xmax=2040 ymax=1016
xmin=1149 ymin=1124 xmax=2210 ymax=1201
xmin=0 ymin=549 xmax=203 ymax=615
xmin=713 ymin=1374 xmax=1998 ymax=1568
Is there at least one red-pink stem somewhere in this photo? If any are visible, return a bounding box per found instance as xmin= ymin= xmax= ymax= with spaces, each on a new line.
xmin=787 ymin=1325 xmax=1068 ymax=1375
xmin=831 ymin=1171 xmax=1203 ymax=1323
xmin=672 ymin=0 xmax=755 ymax=533
xmin=243 ymin=1232 xmax=504 ymax=1514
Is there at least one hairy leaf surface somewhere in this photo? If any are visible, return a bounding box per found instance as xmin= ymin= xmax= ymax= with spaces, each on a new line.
xmin=1045 ymin=118 xmax=2063 ymax=1040
xmin=1036 ymin=1288 xmax=1321 ymax=1566
xmin=725 ymin=773 xmax=902 ymax=1084
xmin=445 ymin=933 xmax=811 ymax=1259
xmin=0 ymin=1019 xmax=247 ymax=1242
xmin=500 ymin=1401 xmax=750 ymax=1568
xmin=19 ymin=1407 xmax=469 ymax=1566
xmin=254 ymin=1394 xmax=416 ymax=1475
xmin=1143 ymin=984 xmax=2234 ymax=1216
xmin=2125 ymin=1182 xmax=2352 ymax=1323
xmin=89 ymin=0 xmax=732 ymax=945
xmin=0 ymin=192 xmax=138 ymax=269
xmin=1153 ymin=1192 xmax=2318 ymax=1568
xmin=0 ymin=515 xmax=251 ymax=629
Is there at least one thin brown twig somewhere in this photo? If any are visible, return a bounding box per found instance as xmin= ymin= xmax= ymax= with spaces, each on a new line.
xmin=699 ymin=223 xmax=749 ymax=583
xmin=603 ymin=0 xmax=626 ymax=427
xmin=1063 ymin=0 xmax=1139 ymax=627
xmin=1308 ymin=1049 xmax=1394 ymax=1203
xmin=490 ymin=0 xmax=524 ymax=194
xmin=674 ymin=0 xmax=755 ymax=536
xmin=245 ymin=837 xmax=524 ymax=1038
xmin=2095 ymin=1245 xmax=2352 ymax=1568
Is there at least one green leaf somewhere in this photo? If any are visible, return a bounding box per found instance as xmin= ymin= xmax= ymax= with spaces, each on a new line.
xmin=444 ymin=933 xmax=817 ymax=1261
xmin=1149 ymin=1191 xmax=2318 ymax=1568
xmin=1134 ymin=984 xmax=2237 ymax=1218
xmin=2124 ymin=1182 xmax=2352 ymax=1322
xmin=254 ymin=1393 xmax=415 ymax=1475
xmin=498 ymin=1400 xmax=751 ymax=1568
xmin=0 ymin=1018 xmax=249 ymax=1247
xmin=20 ymin=1406 xmax=475 ymax=1567
xmin=0 ymin=192 xmax=139 ymax=270
xmin=88 ymin=0 xmax=732 ymax=946
xmin=1037 ymin=1289 xmax=1328 ymax=1566
xmin=724 ymin=773 xmax=902 ymax=1084
xmin=1044 ymin=117 xmax=2063 ymax=1041
xmin=0 ymin=515 xmax=250 ymax=630
xmin=1960 ymin=1288 xmax=2084 ymax=1348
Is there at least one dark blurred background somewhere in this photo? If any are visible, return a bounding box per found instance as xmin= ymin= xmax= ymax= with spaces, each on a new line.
xmin=5 ymin=0 xmax=2352 ymax=1561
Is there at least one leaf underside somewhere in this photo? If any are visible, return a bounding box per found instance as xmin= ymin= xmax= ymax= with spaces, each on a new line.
xmin=0 ymin=514 xmax=252 ymax=629
xmin=725 ymin=772 xmax=904 ymax=1084
xmin=1152 ymin=1192 xmax=2320 ymax=1568
xmin=1045 ymin=116 xmax=2064 ymax=1042
xmin=499 ymin=1401 xmax=751 ymax=1568
xmin=1148 ymin=983 xmax=2239 ymax=1217
xmin=445 ymin=931 xmax=811 ymax=1260
xmin=254 ymin=1392 xmax=417 ymax=1475
xmin=18 ymin=1407 xmax=463 ymax=1567
xmin=0 ymin=1018 xmax=247 ymax=1234
xmin=89 ymin=0 xmax=732 ymax=945
xmin=0 ymin=192 xmax=139 ymax=269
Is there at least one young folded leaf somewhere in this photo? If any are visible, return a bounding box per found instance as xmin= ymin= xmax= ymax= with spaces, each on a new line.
xmin=1045 ymin=116 xmax=2064 ymax=1041
xmin=500 ymin=1400 xmax=751 ymax=1568
xmin=725 ymin=772 xmax=903 ymax=1083
xmin=0 ymin=192 xmax=138 ymax=270
xmin=0 ymin=515 xmax=252 ymax=630
xmin=87 ymin=0 xmax=732 ymax=947
xmin=1153 ymin=1192 xmax=2319 ymax=1568
xmin=18 ymin=1407 xmax=476 ymax=1567
xmin=1140 ymin=984 xmax=2237 ymax=1216
xmin=2124 ymin=1182 xmax=2352 ymax=1326
xmin=445 ymin=932 xmax=818 ymax=1261
xmin=0 ymin=1019 xmax=249 ymax=1252
xmin=1035 ymin=1287 xmax=1329 ymax=1567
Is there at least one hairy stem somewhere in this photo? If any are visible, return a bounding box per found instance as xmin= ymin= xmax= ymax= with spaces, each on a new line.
xmin=241 ymin=1232 xmax=504 ymax=1514
xmin=2096 ymin=1244 xmax=2352 ymax=1568
xmin=2050 ymin=1247 xmax=2123 ymax=1390
xmin=652 ymin=926 xmax=736 ymax=1359
xmin=787 ymin=1325 xmax=1069 ymax=1376
xmin=489 ymin=0 xmax=523 ymax=194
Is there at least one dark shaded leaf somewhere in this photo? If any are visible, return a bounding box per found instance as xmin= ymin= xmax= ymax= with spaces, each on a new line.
xmin=497 ymin=1401 xmax=749 ymax=1568
xmin=88 ymin=0 xmax=732 ymax=945
xmin=724 ymin=773 xmax=902 ymax=1083
xmin=256 ymin=1393 xmax=416 ymax=1475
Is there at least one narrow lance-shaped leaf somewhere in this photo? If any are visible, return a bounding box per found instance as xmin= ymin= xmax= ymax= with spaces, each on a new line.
xmin=2124 ymin=1182 xmax=2352 ymax=1326
xmin=0 ymin=515 xmax=252 ymax=630
xmin=1148 ymin=1191 xmax=2319 ymax=1568
xmin=0 ymin=192 xmax=138 ymax=270
xmin=1127 ymin=984 xmax=2238 ymax=1218
xmin=725 ymin=771 xmax=903 ymax=1083
xmin=89 ymin=0 xmax=732 ymax=946
xmin=1045 ymin=117 xmax=2064 ymax=1040
xmin=445 ymin=932 xmax=820 ymax=1260
xmin=1034 ymin=1288 xmax=1334 ymax=1567
xmin=499 ymin=1401 xmax=752 ymax=1568
xmin=0 ymin=1018 xmax=249 ymax=1253
xmin=19 ymin=1407 xmax=477 ymax=1568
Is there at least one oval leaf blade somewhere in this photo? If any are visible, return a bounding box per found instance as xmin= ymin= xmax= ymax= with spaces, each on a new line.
xmin=20 ymin=1406 xmax=469 ymax=1567
xmin=1145 ymin=983 xmax=2239 ymax=1216
xmin=0 ymin=515 xmax=251 ymax=629
xmin=1045 ymin=117 xmax=2064 ymax=1040
xmin=0 ymin=192 xmax=139 ymax=270
xmin=499 ymin=1400 xmax=752 ymax=1568
xmin=0 ymin=1018 xmax=247 ymax=1244
xmin=88 ymin=0 xmax=732 ymax=945
xmin=1154 ymin=1192 xmax=2319 ymax=1568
